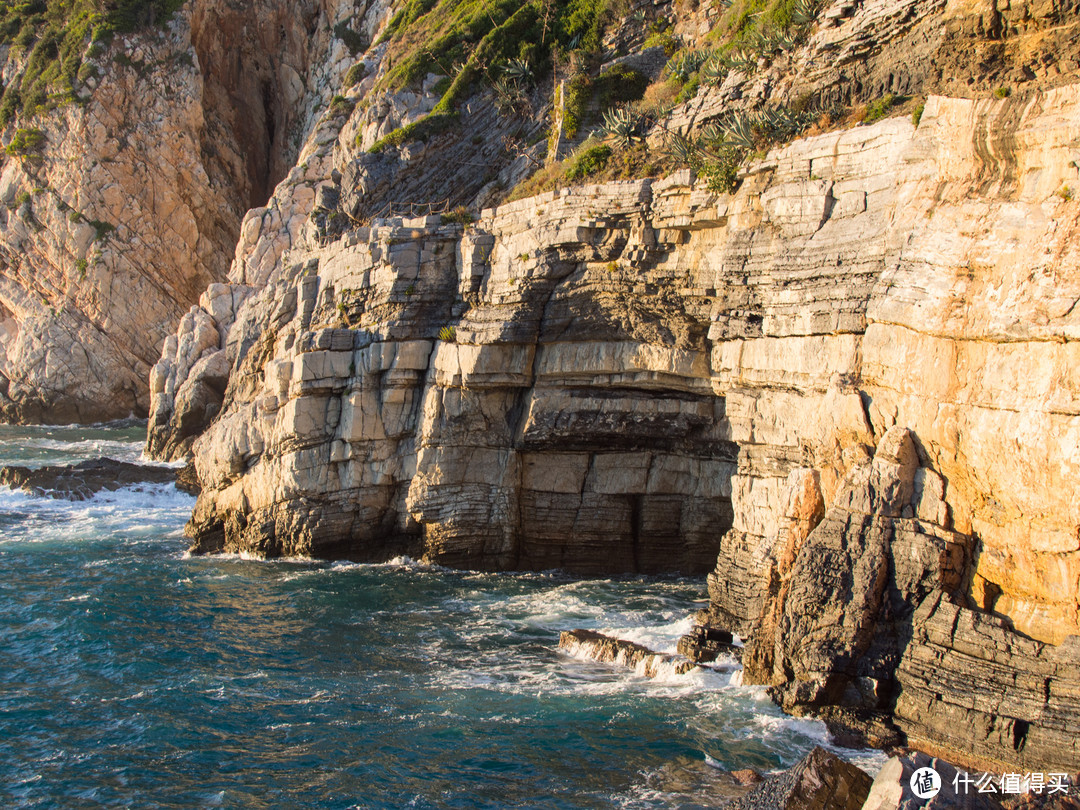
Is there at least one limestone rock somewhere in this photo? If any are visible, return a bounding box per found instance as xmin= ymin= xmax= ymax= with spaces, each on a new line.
xmin=0 ymin=0 xmax=373 ymax=424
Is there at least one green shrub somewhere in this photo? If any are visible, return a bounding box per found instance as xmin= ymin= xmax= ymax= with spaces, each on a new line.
xmin=329 ymin=94 xmax=354 ymax=115
xmin=375 ymin=0 xmax=617 ymax=121
xmin=699 ymin=148 xmax=742 ymax=194
xmin=76 ymin=257 xmax=88 ymax=278
xmin=334 ymin=21 xmax=367 ymax=56
xmin=912 ymin=102 xmax=925 ymax=127
xmin=442 ymin=205 xmax=475 ymax=224
xmin=88 ymin=219 xmax=115 ymax=240
xmin=674 ymin=73 xmax=700 ymax=104
xmin=861 ymin=93 xmax=897 ymax=124
xmin=438 ymin=325 xmax=457 ymax=342
xmin=565 ymin=143 xmax=612 ymax=180
xmin=562 ymin=72 xmax=591 ymax=138
xmin=595 ymin=64 xmax=648 ymax=108
xmin=5 ymin=127 xmax=46 ymax=157
xmin=994 ymin=86 xmax=1011 ymax=99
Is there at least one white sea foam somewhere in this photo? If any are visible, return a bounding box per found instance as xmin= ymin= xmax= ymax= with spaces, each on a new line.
xmin=0 ymin=482 xmax=194 ymax=546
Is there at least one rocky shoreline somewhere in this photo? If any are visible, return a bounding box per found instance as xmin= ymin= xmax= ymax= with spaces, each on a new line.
xmin=564 ymin=629 xmax=1079 ymax=809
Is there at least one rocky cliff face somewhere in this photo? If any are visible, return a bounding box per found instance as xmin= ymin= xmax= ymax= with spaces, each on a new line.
xmin=0 ymin=0 xmax=374 ymax=422
xmin=142 ymin=0 xmax=1080 ymax=775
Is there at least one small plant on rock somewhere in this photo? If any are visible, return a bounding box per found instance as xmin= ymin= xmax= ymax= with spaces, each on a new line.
xmin=438 ymin=325 xmax=457 ymax=342
xmin=442 ymin=206 xmax=475 ymax=225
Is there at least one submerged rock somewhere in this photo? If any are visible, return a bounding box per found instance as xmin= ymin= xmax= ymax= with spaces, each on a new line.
xmin=0 ymin=458 xmax=184 ymax=500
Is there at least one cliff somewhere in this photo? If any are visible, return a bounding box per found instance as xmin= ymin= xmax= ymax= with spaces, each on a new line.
xmin=0 ymin=0 xmax=377 ymax=422
xmin=116 ymin=0 xmax=1080 ymax=776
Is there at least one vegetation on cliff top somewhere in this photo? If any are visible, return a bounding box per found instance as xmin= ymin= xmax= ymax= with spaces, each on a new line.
xmin=367 ymin=0 xmax=619 ymax=151
xmin=0 ymin=0 xmax=183 ymax=126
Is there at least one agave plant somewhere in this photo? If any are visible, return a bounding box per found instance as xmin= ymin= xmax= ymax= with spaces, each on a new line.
xmin=791 ymin=0 xmax=822 ymax=28
xmin=727 ymin=48 xmax=757 ymax=74
xmin=492 ymin=76 xmax=528 ymax=116
xmin=601 ymin=106 xmax=645 ymax=148
xmin=700 ymin=54 xmax=729 ymax=86
xmin=773 ymin=29 xmax=799 ymax=52
xmin=758 ymin=106 xmax=797 ymax=140
xmin=665 ymin=49 xmax=710 ymax=82
xmin=503 ymin=57 xmax=532 ymax=84
xmin=663 ymin=132 xmax=700 ymax=166
xmin=720 ymin=111 xmax=760 ymax=150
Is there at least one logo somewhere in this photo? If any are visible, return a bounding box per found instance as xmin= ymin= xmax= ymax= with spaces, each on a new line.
xmin=911 ymin=766 xmax=942 ymax=799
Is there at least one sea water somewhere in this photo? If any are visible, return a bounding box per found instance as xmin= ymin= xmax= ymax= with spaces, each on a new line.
xmin=0 ymin=424 xmax=884 ymax=809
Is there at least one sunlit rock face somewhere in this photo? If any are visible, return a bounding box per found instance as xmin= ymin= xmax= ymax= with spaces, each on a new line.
xmin=0 ymin=0 xmax=369 ymax=423
xmin=157 ymin=86 xmax=1080 ymax=772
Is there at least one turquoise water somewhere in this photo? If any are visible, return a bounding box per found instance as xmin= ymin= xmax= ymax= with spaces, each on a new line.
xmin=0 ymin=425 xmax=881 ymax=809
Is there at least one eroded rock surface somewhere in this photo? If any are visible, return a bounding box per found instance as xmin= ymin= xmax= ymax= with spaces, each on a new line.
xmin=722 ymin=746 xmax=872 ymax=810
xmin=559 ymin=629 xmax=697 ymax=678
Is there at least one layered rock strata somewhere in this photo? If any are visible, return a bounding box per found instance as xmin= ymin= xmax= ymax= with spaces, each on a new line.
xmin=157 ymin=82 xmax=1080 ymax=772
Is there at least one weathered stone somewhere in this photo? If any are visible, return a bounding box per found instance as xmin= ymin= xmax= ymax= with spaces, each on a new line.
xmin=861 ymin=753 xmax=1004 ymax=810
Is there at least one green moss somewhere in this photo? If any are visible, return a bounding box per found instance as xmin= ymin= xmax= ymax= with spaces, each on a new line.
xmin=994 ymin=86 xmax=1011 ymax=99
